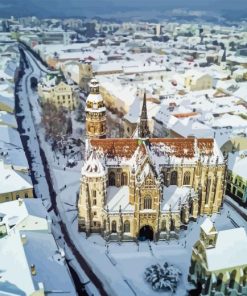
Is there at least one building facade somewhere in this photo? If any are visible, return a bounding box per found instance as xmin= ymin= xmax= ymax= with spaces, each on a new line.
xmin=226 ymin=150 xmax=247 ymax=207
xmin=78 ymin=79 xmax=226 ymax=241
xmin=188 ymin=218 xmax=247 ymax=296
xmin=38 ymin=79 xmax=79 ymax=110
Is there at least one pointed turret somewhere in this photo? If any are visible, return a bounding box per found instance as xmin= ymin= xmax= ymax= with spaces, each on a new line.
xmin=81 ymin=149 xmax=106 ymax=177
xmin=138 ymin=92 xmax=150 ymax=138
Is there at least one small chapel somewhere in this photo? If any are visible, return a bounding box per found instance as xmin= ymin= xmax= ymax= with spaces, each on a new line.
xmin=78 ymin=78 xmax=226 ymax=241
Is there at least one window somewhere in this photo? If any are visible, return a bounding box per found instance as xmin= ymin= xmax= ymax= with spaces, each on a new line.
xmin=229 ymin=270 xmax=237 ymax=289
xmin=144 ymin=196 xmax=152 ymax=209
xmin=183 ymin=172 xmax=191 ymax=185
xmin=111 ymin=220 xmax=117 ymax=233
xmin=109 ymin=172 xmax=115 ymax=186
xmin=170 ymin=171 xmax=177 ymax=185
xmin=216 ymin=273 xmax=223 ymax=291
xmin=93 ymin=199 xmax=97 ymax=206
xmin=170 ymin=219 xmax=175 ymax=231
xmin=161 ymin=220 xmax=166 ymax=231
xmin=124 ymin=220 xmax=130 ymax=233
xmin=93 ymin=212 xmax=97 ymax=216
xmin=92 ymin=190 xmax=96 ymax=198
xmin=25 ymin=193 xmax=28 ymax=198
xmin=121 ymin=172 xmax=128 ymax=186
xmin=205 ymin=178 xmax=211 ymax=204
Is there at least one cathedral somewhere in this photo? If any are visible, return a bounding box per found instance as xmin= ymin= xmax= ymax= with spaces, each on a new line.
xmin=78 ymin=78 xmax=226 ymax=241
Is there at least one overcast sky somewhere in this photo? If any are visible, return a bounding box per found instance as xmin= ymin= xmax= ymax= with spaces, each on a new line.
xmin=0 ymin=0 xmax=246 ymax=18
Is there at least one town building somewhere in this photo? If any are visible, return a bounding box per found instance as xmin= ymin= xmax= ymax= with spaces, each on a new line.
xmin=0 ymin=161 xmax=33 ymax=203
xmin=78 ymin=79 xmax=226 ymax=241
xmin=188 ymin=218 xmax=247 ymax=295
xmin=184 ymin=70 xmax=213 ymax=91
xmin=226 ymin=150 xmax=247 ymax=207
xmin=38 ymin=76 xmax=79 ymax=110
xmin=0 ymin=199 xmax=77 ymax=295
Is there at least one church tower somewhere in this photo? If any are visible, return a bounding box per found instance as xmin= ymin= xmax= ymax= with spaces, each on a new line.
xmin=85 ymin=78 xmax=106 ymax=138
xmin=78 ymin=150 xmax=107 ymax=234
xmin=138 ymin=92 xmax=150 ymax=138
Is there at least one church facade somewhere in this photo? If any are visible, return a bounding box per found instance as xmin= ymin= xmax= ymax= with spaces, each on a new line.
xmin=78 ymin=79 xmax=226 ymax=241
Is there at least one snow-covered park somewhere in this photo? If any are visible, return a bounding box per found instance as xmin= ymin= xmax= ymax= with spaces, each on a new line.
xmin=17 ymin=47 xmax=247 ymax=296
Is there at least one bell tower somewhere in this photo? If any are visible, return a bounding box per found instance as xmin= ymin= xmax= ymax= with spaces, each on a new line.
xmin=85 ymin=78 xmax=106 ymax=138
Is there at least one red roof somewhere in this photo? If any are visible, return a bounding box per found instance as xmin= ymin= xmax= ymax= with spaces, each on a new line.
xmin=91 ymin=138 xmax=214 ymax=159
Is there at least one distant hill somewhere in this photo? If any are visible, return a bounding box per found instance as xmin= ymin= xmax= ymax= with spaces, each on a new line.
xmin=0 ymin=0 xmax=246 ymax=20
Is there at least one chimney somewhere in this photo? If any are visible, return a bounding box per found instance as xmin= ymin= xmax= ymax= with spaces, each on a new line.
xmin=30 ymin=264 xmax=36 ymax=276
xmin=21 ymin=234 xmax=27 ymax=245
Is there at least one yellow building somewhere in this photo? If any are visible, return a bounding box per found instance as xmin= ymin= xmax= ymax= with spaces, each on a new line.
xmin=0 ymin=162 xmax=33 ymax=203
xmin=184 ymin=70 xmax=213 ymax=91
xmin=38 ymin=79 xmax=79 ymax=110
xmin=78 ymin=80 xmax=226 ymax=241
xmin=189 ymin=218 xmax=247 ymax=295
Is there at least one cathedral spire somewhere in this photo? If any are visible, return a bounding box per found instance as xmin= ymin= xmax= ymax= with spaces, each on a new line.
xmin=138 ymin=92 xmax=150 ymax=138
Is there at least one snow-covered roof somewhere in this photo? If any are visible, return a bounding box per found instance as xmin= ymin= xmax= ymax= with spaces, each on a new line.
xmin=0 ymin=126 xmax=29 ymax=171
xmin=90 ymin=138 xmax=224 ymax=169
xmin=0 ymin=230 xmax=77 ymax=295
xmin=200 ymin=218 xmax=215 ymax=235
xmin=161 ymin=186 xmax=196 ymax=212
xmin=206 ymin=228 xmax=247 ymax=271
xmin=0 ymin=94 xmax=14 ymax=112
xmin=228 ymin=150 xmax=247 ymax=179
xmin=106 ymin=186 xmax=134 ymax=213
xmin=0 ymin=198 xmax=47 ymax=229
xmin=81 ymin=150 xmax=106 ymax=177
xmin=0 ymin=111 xmax=17 ymax=129
xmin=0 ymin=161 xmax=33 ymax=195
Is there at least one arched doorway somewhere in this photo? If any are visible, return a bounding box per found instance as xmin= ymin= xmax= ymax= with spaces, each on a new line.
xmin=139 ymin=225 xmax=154 ymax=241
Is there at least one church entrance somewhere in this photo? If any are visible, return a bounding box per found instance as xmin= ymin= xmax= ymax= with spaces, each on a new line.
xmin=139 ymin=225 xmax=154 ymax=241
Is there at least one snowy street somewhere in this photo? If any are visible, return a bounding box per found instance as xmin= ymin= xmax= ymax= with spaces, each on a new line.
xmin=16 ymin=45 xmax=247 ymax=296
xmin=16 ymin=45 xmax=103 ymax=296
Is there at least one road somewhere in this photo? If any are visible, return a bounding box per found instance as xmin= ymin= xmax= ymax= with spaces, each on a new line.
xmin=16 ymin=45 xmax=109 ymax=296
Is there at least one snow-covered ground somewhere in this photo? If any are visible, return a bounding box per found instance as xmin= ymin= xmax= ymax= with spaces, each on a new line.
xmin=17 ymin=48 xmax=99 ymax=296
xmin=20 ymin=48 xmax=247 ymax=296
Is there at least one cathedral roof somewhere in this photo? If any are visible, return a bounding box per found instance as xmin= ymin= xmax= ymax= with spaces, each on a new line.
xmin=90 ymin=138 xmax=215 ymax=159
xmin=90 ymin=138 xmax=141 ymax=159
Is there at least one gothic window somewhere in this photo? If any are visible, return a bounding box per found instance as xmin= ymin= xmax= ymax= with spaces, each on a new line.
xmin=170 ymin=171 xmax=177 ymax=185
xmin=205 ymin=178 xmax=211 ymax=204
xmin=109 ymin=172 xmax=115 ymax=186
xmin=161 ymin=220 xmax=166 ymax=231
xmin=183 ymin=171 xmax=191 ymax=185
xmin=121 ymin=172 xmax=128 ymax=186
xmin=144 ymin=196 xmax=152 ymax=209
xmin=111 ymin=220 xmax=117 ymax=233
xmin=170 ymin=219 xmax=175 ymax=231
xmin=229 ymin=270 xmax=237 ymax=289
xmin=124 ymin=220 xmax=130 ymax=233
